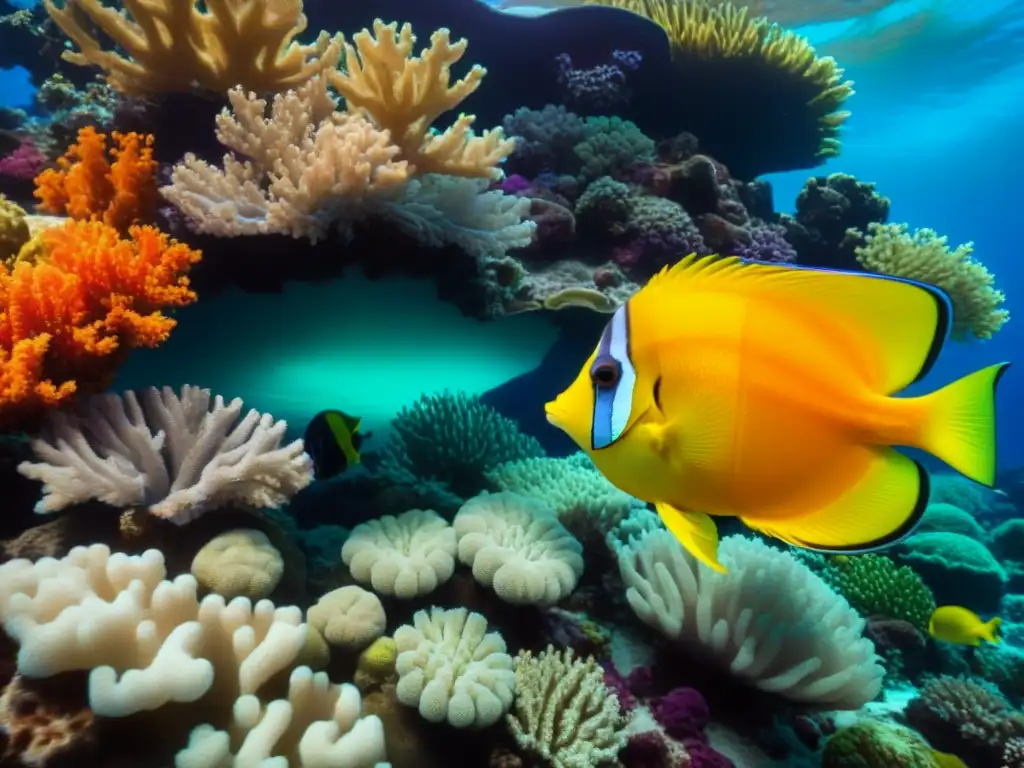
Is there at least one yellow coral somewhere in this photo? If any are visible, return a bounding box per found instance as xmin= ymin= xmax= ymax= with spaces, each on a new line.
xmin=854 ymin=222 xmax=1009 ymax=341
xmin=43 ymin=0 xmax=342 ymax=95
xmin=329 ymin=19 xmax=515 ymax=179
xmin=358 ymin=637 xmax=397 ymax=679
xmin=0 ymin=196 xmax=30 ymax=267
xmin=586 ymin=0 xmax=853 ymax=160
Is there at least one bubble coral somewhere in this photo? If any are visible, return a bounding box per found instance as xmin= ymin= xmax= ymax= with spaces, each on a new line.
xmin=821 ymin=553 xmax=936 ymax=632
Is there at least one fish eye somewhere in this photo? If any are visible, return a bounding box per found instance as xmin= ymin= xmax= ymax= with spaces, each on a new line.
xmin=591 ymin=358 xmax=621 ymax=388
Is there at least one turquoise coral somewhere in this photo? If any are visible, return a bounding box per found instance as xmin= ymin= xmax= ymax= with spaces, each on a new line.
xmin=573 ymin=116 xmax=654 ymax=182
xmin=378 ymin=391 xmax=545 ymax=501
xmin=897 ymin=532 xmax=1006 ymax=614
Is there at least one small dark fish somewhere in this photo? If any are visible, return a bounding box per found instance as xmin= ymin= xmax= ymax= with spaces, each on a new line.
xmin=303 ymin=410 xmax=367 ymax=481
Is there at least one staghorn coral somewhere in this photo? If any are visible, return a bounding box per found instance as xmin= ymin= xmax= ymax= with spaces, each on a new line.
xmin=0 ymin=220 xmax=199 ymax=430
xmin=0 ymin=547 xmax=388 ymax=765
xmin=377 ymin=391 xmax=545 ymax=501
xmin=854 ymin=221 xmax=1009 ymax=340
xmin=507 ymin=645 xmax=628 ymax=768
xmin=162 ymin=52 xmax=535 ymax=254
xmin=17 ymin=385 xmax=313 ymax=524
xmin=453 ymin=491 xmax=584 ymax=606
xmin=820 ymin=554 xmax=936 ymax=632
xmin=43 ymin=0 xmax=343 ymax=95
xmin=34 ymin=126 xmax=158 ymax=230
xmin=618 ymin=531 xmax=883 ymax=708
xmin=329 ymin=19 xmax=515 ymax=179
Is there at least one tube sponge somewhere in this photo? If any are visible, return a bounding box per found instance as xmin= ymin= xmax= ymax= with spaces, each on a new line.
xmin=393 ymin=607 xmax=515 ymax=728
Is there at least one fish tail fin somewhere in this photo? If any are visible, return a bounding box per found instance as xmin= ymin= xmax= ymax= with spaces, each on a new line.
xmin=917 ymin=362 xmax=1010 ymax=486
xmin=982 ymin=616 xmax=1002 ymax=644
xmin=655 ymin=503 xmax=727 ymax=573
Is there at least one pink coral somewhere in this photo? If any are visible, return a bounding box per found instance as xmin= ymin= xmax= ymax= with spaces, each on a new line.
xmin=0 ymin=140 xmax=47 ymax=180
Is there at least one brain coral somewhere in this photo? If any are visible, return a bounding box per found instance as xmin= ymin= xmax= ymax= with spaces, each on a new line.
xmin=341 ymin=509 xmax=457 ymax=599
xmin=896 ymin=532 xmax=1006 ymax=614
xmin=306 ymin=585 xmax=386 ymax=651
xmin=453 ymin=491 xmax=584 ymax=606
xmin=822 ymin=719 xmax=947 ymax=768
xmin=190 ymin=528 xmax=284 ymax=601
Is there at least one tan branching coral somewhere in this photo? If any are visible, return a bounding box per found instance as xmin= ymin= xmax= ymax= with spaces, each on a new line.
xmin=162 ymin=77 xmax=409 ymax=239
xmin=43 ymin=0 xmax=343 ymax=95
xmin=330 ymin=20 xmax=515 ymax=179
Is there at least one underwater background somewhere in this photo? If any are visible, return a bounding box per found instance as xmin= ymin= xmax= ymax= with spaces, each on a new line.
xmin=0 ymin=0 xmax=1022 ymax=766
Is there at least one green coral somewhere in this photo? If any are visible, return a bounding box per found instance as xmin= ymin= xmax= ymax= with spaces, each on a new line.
xmin=0 ymin=195 xmax=31 ymax=265
xmin=573 ymin=116 xmax=654 ymax=183
xmin=822 ymin=719 xmax=946 ymax=768
xmin=377 ymin=391 xmax=545 ymax=501
xmin=822 ymin=554 xmax=935 ymax=631
xmin=574 ymin=176 xmax=632 ymax=237
xmin=853 ymin=221 xmax=1008 ymax=341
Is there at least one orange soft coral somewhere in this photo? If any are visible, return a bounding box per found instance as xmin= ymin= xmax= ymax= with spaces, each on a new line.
xmin=34 ymin=127 xmax=159 ymax=230
xmin=0 ymin=219 xmax=200 ymax=430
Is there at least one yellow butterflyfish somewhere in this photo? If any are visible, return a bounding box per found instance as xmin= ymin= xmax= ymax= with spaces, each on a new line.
xmin=928 ymin=605 xmax=1002 ymax=647
xmin=544 ymin=255 xmax=1010 ymax=572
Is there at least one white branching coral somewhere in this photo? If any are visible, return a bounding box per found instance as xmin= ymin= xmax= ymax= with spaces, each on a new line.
xmin=17 ymin=385 xmax=313 ymax=525
xmin=0 ymin=545 xmax=388 ymax=765
xmin=507 ymin=645 xmax=628 ymax=768
xmin=617 ymin=531 xmax=884 ymax=709
xmin=393 ymin=607 xmax=515 ymax=728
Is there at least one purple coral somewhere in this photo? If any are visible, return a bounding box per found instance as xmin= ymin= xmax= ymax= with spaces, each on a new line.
xmin=502 ymin=104 xmax=585 ymax=177
xmin=728 ymin=221 xmax=797 ymax=263
xmin=651 ymin=687 xmax=735 ymax=768
xmin=555 ymin=52 xmax=637 ymax=112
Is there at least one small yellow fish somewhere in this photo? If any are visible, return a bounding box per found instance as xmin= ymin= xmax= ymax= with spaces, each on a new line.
xmin=544 ymin=255 xmax=1010 ymax=572
xmin=929 ymin=605 xmax=1002 ymax=647
xmin=931 ymin=750 xmax=968 ymax=768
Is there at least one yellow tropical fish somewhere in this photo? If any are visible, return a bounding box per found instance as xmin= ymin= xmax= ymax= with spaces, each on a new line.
xmin=931 ymin=749 xmax=968 ymax=768
xmin=544 ymin=255 xmax=1010 ymax=572
xmin=928 ymin=605 xmax=1002 ymax=647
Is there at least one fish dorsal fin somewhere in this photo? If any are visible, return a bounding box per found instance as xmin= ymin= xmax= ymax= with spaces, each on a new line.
xmin=633 ymin=254 xmax=951 ymax=394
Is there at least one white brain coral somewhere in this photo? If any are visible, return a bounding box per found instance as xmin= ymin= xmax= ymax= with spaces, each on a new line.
xmin=618 ymin=531 xmax=884 ymax=709
xmin=307 ymin=586 xmax=386 ymax=651
xmin=453 ymin=491 xmax=584 ymax=606
xmin=341 ymin=509 xmax=457 ymax=599
xmin=191 ymin=528 xmax=284 ymax=600
xmin=393 ymin=607 xmax=515 ymax=729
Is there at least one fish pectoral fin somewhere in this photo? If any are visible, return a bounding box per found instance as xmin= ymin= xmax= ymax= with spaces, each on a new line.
xmin=655 ymin=502 xmax=727 ymax=573
xmin=740 ymin=448 xmax=928 ymax=553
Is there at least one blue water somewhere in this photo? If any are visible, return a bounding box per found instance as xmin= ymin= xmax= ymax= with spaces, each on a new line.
xmin=4 ymin=0 xmax=1022 ymax=467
